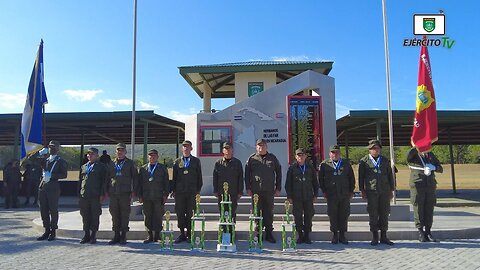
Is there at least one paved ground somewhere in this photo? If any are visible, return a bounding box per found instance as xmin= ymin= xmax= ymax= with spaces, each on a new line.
xmin=1 ymin=209 xmax=480 ymax=269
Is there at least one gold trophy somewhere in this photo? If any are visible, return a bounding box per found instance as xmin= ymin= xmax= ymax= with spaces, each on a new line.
xmin=248 ymin=193 xmax=263 ymax=252
xmin=190 ymin=194 xmax=205 ymax=251
xmin=281 ymin=200 xmax=297 ymax=252
xmin=217 ymin=182 xmax=236 ymax=252
xmin=160 ymin=210 xmax=174 ymax=251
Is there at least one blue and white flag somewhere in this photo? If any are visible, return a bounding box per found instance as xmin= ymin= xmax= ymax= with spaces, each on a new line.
xmin=20 ymin=39 xmax=48 ymax=161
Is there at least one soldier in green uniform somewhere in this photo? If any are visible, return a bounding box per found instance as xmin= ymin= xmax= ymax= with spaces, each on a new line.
xmin=172 ymin=140 xmax=203 ymax=243
xmin=245 ymin=139 xmax=282 ymax=243
xmin=407 ymin=147 xmax=443 ymax=242
xmin=37 ymin=140 xmax=68 ymax=241
xmin=319 ymin=145 xmax=355 ymax=245
xmin=285 ymin=148 xmax=319 ymax=244
xmin=107 ymin=143 xmax=138 ymax=245
xmin=138 ymin=149 xmax=169 ymax=243
xmin=78 ymin=147 xmax=108 ymax=244
xmin=358 ymin=140 xmax=395 ymax=246
xmin=213 ymin=142 xmax=244 ymax=223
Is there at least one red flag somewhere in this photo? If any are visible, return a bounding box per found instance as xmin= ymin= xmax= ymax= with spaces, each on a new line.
xmin=411 ymin=41 xmax=438 ymax=152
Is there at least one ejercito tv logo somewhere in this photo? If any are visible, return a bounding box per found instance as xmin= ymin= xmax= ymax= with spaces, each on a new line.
xmin=403 ymin=13 xmax=455 ymax=49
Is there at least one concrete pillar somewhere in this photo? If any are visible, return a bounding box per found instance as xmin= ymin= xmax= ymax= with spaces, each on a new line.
xmin=13 ymin=123 xmax=20 ymax=160
xmin=78 ymin=130 xmax=85 ymax=180
xmin=143 ymin=122 xmax=148 ymax=164
xmin=376 ymin=121 xmax=382 ymax=142
xmin=203 ymin=82 xmax=212 ymax=113
xmin=448 ymin=128 xmax=457 ymax=194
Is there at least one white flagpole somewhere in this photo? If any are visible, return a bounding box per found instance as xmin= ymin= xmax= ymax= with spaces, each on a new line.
xmin=131 ymin=0 xmax=137 ymax=160
xmin=381 ymin=0 xmax=397 ymax=204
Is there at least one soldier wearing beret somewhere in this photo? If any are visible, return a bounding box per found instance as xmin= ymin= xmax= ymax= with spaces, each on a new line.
xmin=37 ymin=140 xmax=68 ymax=241
xmin=107 ymin=143 xmax=138 ymax=245
xmin=407 ymin=147 xmax=443 ymax=242
xmin=213 ymin=142 xmax=244 ymax=223
xmin=245 ymin=139 xmax=282 ymax=243
xmin=172 ymin=140 xmax=203 ymax=243
xmin=78 ymin=147 xmax=108 ymax=244
xmin=358 ymin=140 xmax=395 ymax=246
xmin=319 ymin=145 xmax=355 ymax=244
xmin=285 ymin=148 xmax=319 ymax=244
xmin=138 ymin=149 xmax=169 ymax=243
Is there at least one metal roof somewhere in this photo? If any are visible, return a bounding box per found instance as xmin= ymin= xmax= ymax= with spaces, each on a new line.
xmin=0 ymin=111 xmax=185 ymax=146
xmin=336 ymin=110 xmax=480 ymax=146
xmin=178 ymin=60 xmax=334 ymax=98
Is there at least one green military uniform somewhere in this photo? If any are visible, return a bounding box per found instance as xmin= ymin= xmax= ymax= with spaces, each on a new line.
xmin=213 ymin=155 xmax=244 ymax=222
xmin=79 ymin=150 xmax=108 ymax=243
xmin=244 ymin=145 xmax=282 ymax=237
xmin=285 ymin=156 xmax=319 ymax=242
xmin=319 ymin=156 xmax=355 ymax=236
xmin=108 ymin=156 xmax=138 ymax=235
xmin=407 ymin=147 xmax=443 ymax=241
xmin=172 ymin=154 xmax=203 ymax=235
xmin=138 ymin=160 xmax=169 ymax=236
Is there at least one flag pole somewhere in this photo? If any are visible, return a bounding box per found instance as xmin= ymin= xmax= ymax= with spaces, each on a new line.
xmin=41 ymin=39 xmax=47 ymax=148
xmin=381 ymin=0 xmax=397 ymax=204
xmin=131 ymin=0 xmax=137 ymax=160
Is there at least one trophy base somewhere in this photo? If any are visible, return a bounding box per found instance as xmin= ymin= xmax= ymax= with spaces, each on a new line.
xmin=282 ymin=248 xmax=297 ymax=252
xmin=217 ymin=243 xmax=237 ymax=252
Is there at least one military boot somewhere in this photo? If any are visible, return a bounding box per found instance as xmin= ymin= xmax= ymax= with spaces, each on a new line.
xmin=47 ymin=230 xmax=56 ymax=241
xmin=37 ymin=228 xmax=50 ymax=241
xmin=90 ymin=231 xmax=97 ymax=244
xmin=380 ymin=230 xmax=394 ymax=245
xmin=331 ymin=231 xmax=339 ymax=244
xmin=265 ymin=230 xmax=276 ymax=243
xmin=339 ymin=231 xmax=348 ymax=245
xmin=296 ymin=231 xmax=304 ymax=244
xmin=119 ymin=231 xmax=127 ymax=245
xmin=80 ymin=230 xmax=90 ymax=244
xmin=303 ymin=231 xmax=312 ymax=244
xmin=144 ymin=231 xmax=154 ymax=244
xmin=154 ymin=231 xmax=160 ymax=242
xmin=425 ymin=227 xmax=438 ymax=242
xmin=370 ymin=231 xmax=379 ymax=246
xmin=108 ymin=231 xmax=120 ymax=245
xmin=418 ymin=228 xmax=427 ymax=242
xmin=174 ymin=229 xmax=186 ymax=243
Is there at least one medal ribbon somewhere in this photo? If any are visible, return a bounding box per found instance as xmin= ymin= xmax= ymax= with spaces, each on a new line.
xmin=299 ymin=164 xmax=306 ymax=176
xmin=183 ymin=157 xmax=190 ymax=168
xmin=369 ymin=154 xmax=381 ymax=172
xmin=115 ymin=159 xmax=126 ymax=174
xmin=86 ymin=162 xmax=95 ymax=175
xmin=149 ymin=162 xmax=158 ymax=178
xmin=333 ymin=159 xmax=342 ymax=174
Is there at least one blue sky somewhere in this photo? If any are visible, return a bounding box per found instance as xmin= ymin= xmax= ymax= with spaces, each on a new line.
xmin=0 ymin=0 xmax=478 ymax=122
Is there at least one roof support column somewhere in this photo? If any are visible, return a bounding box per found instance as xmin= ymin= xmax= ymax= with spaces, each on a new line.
xmin=376 ymin=122 xmax=382 ymax=142
xmin=13 ymin=122 xmax=20 ymax=160
xmin=143 ymin=122 xmax=148 ymax=164
xmin=345 ymin=132 xmax=349 ymax=159
xmin=448 ymin=128 xmax=457 ymax=194
xmin=203 ymin=82 xmax=212 ymax=113
xmin=176 ymin=129 xmax=180 ymax=158
xmin=78 ymin=130 xmax=85 ymax=180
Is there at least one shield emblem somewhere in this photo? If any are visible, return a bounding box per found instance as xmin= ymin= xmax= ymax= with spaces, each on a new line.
xmin=423 ymin=18 xmax=435 ymax=32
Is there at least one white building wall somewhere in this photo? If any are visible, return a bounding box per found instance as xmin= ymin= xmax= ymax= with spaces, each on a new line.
xmin=234 ymin=72 xmax=277 ymax=103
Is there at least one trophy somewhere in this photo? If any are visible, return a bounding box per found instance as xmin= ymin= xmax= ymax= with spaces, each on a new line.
xmin=160 ymin=211 xmax=174 ymax=251
xmin=281 ymin=200 xmax=297 ymax=252
xmin=248 ymin=194 xmax=263 ymax=252
xmin=217 ymin=182 xmax=236 ymax=252
xmin=190 ymin=194 xmax=205 ymax=251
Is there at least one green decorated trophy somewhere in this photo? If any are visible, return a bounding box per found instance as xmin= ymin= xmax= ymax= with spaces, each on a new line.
xmin=281 ymin=200 xmax=297 ymax=252
xmin=160 ymin=211 xmax=174 ymax=251
xmin=190 ymin=194 xmax=205 ymax=251
xmin=217 ymin=182 xmax=237 ymax=252
xmin=248 ymin=193 xmax=263 ymax=252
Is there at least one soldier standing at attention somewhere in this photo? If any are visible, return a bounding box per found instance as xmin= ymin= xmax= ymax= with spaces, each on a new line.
xmin=78 ymin=147 xmax=108 ymax=244
xmin=245 ymin=139 xmax=282 ymax=243
xmin=407 ymin=147 xmax=443 ymax=242
xmin=138 ymin=149 xmax=169 ymax=243
xmin=172 ymin=140 xmax=203 ymax=243
xmin=107 ymin=143 xmax=138 ymax=245
xmin=319 ymin=145 xmax=355 ymax=244
xmin=285 ymin=148 xmax=319 ymax=244
xmin=37 ymin=140 xmax=68 ymax=241
xmin=213 ymin=142 xmax=244 ymax=223
xmin=358 ymin=140 xmax=395 ymax=246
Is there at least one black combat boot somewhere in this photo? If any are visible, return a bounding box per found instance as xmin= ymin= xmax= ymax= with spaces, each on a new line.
xmin=37 ymin=228 xmax=50 ymax=241
xmin=153 ymin=231 xmax=160 ymax=242
xmin=90 ymin=231 xmax=97 ymax=244
xmin=331 ymin=231 xmax=339 ymax=244
xmin=47 ymin=229 xmax=56 ymax=241
xmin=265 ymin=230 xmax=276 ymax=243
xmin=339 ymin=231 xmax=348 ymax=245
xmin=380 ymin=230 xmax=394 ymax=245
xmin=143 ymin=231 xmax=154 ymax=244
xmin=425 ymin=227 xmax=438 ymax=242
xmin=174 ymin=229 xmax=186 ymax=243
xmin=119 ymin=231 xmax=127 ymax=245
xmin=108 ymin=231 xmax=120 ymax=245
xmin=370 ymin=231 xmax=379 ymax=246
xmin=303 ymin=231 xmax=312 ymax=244
xmin=418 ymin=228 xmax=427 ymax=242
xmin=80 ymin=230 xmax=90 ymax=244
xmin=297 ymin=231 xmax=304 ymax=244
